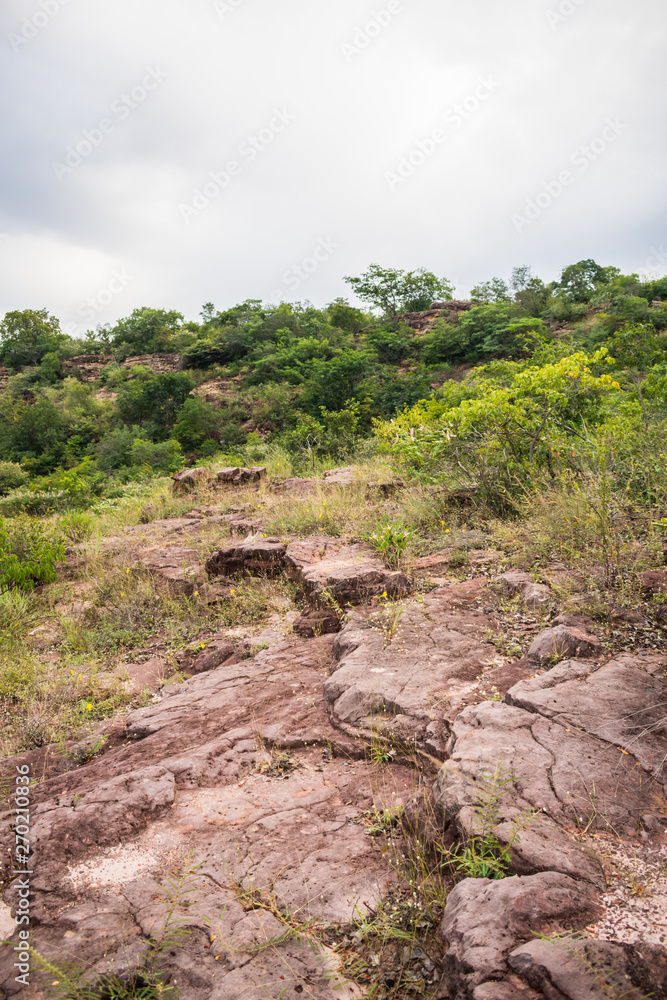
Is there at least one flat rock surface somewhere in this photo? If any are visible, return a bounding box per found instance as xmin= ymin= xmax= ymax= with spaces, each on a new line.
xmin=0 ymin=636 xmax=414 ymax=999
xmin=324 ymin=581 xmax=502 ymax=748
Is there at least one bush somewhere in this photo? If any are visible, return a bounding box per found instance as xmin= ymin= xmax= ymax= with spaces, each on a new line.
xmin=129 ymin=438 xmax=184 ymax=473
xmin=0 ymin=462 xmax=28 ymax=496
xmin=0 ymin=514 xmax=65 ymax=592
xmin=60 ymin=511 xmax=95 ymax=544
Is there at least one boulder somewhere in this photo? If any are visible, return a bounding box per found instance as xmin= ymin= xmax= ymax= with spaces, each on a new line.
xmin=206 ymin=537 xmax=286 ymax=577
xmin=171 ymin=466 xmax=210 ymax=493
xmin=527 ymin=624 xmax=602 ymax=664
xmin=439 ymin=872 xmax=602 ymax=991
xmin=322 ymin=466 xmax=357 ymax=485
xmin=292 ymin=608 xmax=343 ymax=638
xmin=639 ymin=569 xmax=667 ymax=596
xmin=285 ymin=537 xmax=410 ymax=606
xmin=217 ymin=466 xmax=267 ymax=486
xmin=492 ymin=571 xmax=551 ymax=610
xmin=508 ymin=938 xmax=662 ymax=1000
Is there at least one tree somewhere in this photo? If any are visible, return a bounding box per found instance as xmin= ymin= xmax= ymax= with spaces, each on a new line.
xmin=116 ymin=372 xmax=195 ymax=437
xmin=327 ymin=299 xmax=367 ymax=334
xmin=470 ymin=278 xmax=510 ymax=304
xmin=557 ymin=260 xmax=606 ymax=302
xmin=109 ymin=308 xmax=184 ymax=356
xmin=0 ymin=309 xmax=70 ymax=370
xmin=344 ymin=265 xmax=454 ymax=316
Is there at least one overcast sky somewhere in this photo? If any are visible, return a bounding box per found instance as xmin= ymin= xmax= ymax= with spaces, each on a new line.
xmin=0 ymin=0 xmax=665 ymax=335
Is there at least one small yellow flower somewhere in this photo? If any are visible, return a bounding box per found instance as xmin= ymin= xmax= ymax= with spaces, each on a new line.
xmin=120 ymin=592 xmax=124 ymax=597
xmin=126 ymin=569 xmax=130 ymax=574
xmin=440 ymin=520 xmax=445 ymax=526
xmin=86 ymin=703 xmax=92 ymax=711
xmin=383 ymin=591 xmax=388 ymax=598
xmin=200 ymin=643 xmax=206 ymax=649
xmin=78 ymin=674 xmax=82 ymax=679
xmin=194 ymin=591 xmax=199 ymax=597
xmin=70 ymin=669 xmax=75 ymax=675
xmin=445 ymin=529 xmax=450 ymax=534
xmin=230 ymin=589 xmax=235 ymax=595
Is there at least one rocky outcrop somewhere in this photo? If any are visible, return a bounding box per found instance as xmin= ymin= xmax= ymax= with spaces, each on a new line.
xmin=122 ymin=353 xmax=182 ymax=374
xmin=285 ymin=536 xmax=410 ymax=605
xmin=206 ymin=537 xmax=287 ymax=577
xmin=527 ymin=624 xmax=602 ymax=664
xmin=491 ymin=571 xmax=551 ymax=610
xmin=137 ymin=544 xmax=203 ymax=595
xmin=438 ymin=873 xmax=602 ymax=993
xmin=216 ymin=466 xmax=267 ymax=486
xmin=508 ymin=937 xmax=666 ymax=1000
xmin=324 ymin=580 xmax=501 ymax=748
xmin=172 ymin=466 xmax=211 ymax=493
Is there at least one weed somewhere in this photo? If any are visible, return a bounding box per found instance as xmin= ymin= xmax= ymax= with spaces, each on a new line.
xmin=444 ymin=761 xmax=534 ymax=880
xmin=367 ymin=521 xmax=413 ymax=569
xmin=60 ymin=511 xmax=95 ymax=545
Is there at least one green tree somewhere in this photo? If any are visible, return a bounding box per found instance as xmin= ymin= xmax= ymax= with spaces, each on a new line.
xmin=470 ymin=277 xmax=511 ymax=304
xmin=0 ymin=309 xmax=70 ymax=370
xmin=116 ymin=372 xmax=195 ymax=436
xmin=344 ymin=264 xmax=454 ymax=316
xmin=557 ymin=260 xmax=606 ymax=302
xmin=173 ymin=396 xmax=222 ymax=452
xmin=328 ymin=299 xmax=367 ymax=334
xmin=109 ymin=308 xmax=184 ymax=356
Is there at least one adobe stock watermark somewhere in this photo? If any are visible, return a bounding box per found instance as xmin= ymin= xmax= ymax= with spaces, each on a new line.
xmin=51 ymin=67 xmax=168 ymax=181
xmin=512 ymin=117 xmax=628 ymax=234
xmin=62 ymin=268 xmax=134 ymax=336
xmin=546 ymin=0 xmax=588 ymax=30
xmin=268 ymin=236 xmax=340 ymax=304
xmin=340 ymin=1 xmax=405 ymax=63
xmin=12 ymin=765 xmax=32 ymax=988
xmin=179 ymin=108 xmax=296 ymax=224
xmin=7 ymin=0 xmax=74 ymax=54
xmin=213 ymin=0 xmax=247 ymax=17
xmin=384 ymin=75 xmax=501 ymax=192
xmin=646 ymin=246 xmax=667 ymax=271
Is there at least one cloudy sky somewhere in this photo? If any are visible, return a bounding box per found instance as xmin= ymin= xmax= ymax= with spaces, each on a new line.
xmin=0 ymin=0 xmax=665 ymax=334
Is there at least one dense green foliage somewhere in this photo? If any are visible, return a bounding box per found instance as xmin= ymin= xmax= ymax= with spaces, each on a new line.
xmin=0 ymin=258 xmax=664 ymax=513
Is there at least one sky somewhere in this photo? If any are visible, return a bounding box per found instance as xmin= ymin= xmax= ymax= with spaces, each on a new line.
xmin=0 ymin=0 xmax=665 ymax=336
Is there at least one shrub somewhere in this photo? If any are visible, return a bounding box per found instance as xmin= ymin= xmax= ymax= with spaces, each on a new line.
xmin=0 ymin=462 xmax=28 ymax=496
xmin=60 ymin=511 xmax=95 ymax=544
xmin=0 ymin=514 xmax=65 ymax=592
xmin=129 ymin=438 xmax=184 ymax=473
xmin=367 ymin=520 xmax=413 ymax=568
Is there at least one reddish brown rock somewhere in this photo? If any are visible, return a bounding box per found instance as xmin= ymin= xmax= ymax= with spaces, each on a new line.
xmin=527 ymin=624 xmax=602 ymax=664
xmin=206 ymin=536 xmax=287 ymax=577
xmin=171 ymin=466 xmax=210 ymax=493
xmin=292 ymin=608 xmax=343 ymax=638
xmin=137 ymin=544 xmax=202 ymax=595
xmin=285 ymin=536 xmax=410 ymax=605
xmin=508 ymin=938 xmax=663 ymax=1000
xmin=323 ymin=582 xmax=499 ymax=746
xmin=492 ymin=571 xmax=551 ymax=609
xmin=216 ymin=466 xmax=266 ymax=486
xmin=439 ymin=872 xmax=602 ymax=991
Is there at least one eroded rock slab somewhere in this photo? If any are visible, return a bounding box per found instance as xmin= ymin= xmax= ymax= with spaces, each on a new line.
xmin=136 ymin=544 xmax=203 ymax=595
xmin=506 ymin=656 xmax=667 ymax=773
xmin=527 ymin=624 xmax=602 ymax=664
xmin=439 ymin=872 xmax=602 ymax=992
xmin=206 ymin=537 xmax=287 ymax=577
xmin=438 ymin=659 xmax=667 ymax=885
xmin=323 ymin=581 xmax=501 ymax=748
xmin=285 ymin=536 xmax=410 ymax=605
xmin=0 ymin=635 xmax=414 ymax=998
